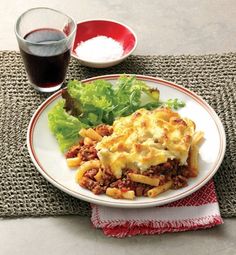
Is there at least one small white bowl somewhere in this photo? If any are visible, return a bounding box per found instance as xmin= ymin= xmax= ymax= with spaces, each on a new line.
xmin=71 ymin=19 xmax=137 ymax=68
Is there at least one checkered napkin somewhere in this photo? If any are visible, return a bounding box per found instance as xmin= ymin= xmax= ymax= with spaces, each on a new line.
xmin=91 ymin=180 xmax=223 ymax=237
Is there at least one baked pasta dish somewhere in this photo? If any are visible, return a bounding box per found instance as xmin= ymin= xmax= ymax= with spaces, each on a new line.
xmin=65 ymin=107 xmax=204 ymax=199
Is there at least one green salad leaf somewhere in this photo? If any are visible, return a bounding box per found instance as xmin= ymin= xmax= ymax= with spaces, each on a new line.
xmin=48 ymin=100 xmax=88 ymax=152
xmin=48 ymin=75 xmax=185 ymax=152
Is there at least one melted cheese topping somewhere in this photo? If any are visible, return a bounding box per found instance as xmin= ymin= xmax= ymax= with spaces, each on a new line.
xmin=96 ymin=108 xmax=195 ymax=178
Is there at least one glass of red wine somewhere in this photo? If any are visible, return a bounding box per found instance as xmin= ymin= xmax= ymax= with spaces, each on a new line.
xmin=15 ymin=7 xmax=76 ymax=92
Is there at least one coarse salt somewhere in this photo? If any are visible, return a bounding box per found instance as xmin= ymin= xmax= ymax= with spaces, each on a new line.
xmin=75 ymin=36 xmax=124 ymax=62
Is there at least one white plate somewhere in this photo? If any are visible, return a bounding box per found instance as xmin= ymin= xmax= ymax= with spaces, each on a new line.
xmin=27 ymin=74 xmax=226 ymax=208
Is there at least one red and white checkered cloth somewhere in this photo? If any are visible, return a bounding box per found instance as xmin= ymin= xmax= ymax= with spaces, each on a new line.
xmin=91 ymin=180 xmax=223 ymax=237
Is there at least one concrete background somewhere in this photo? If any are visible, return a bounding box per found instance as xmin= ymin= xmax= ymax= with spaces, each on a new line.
xmin=0 ymin=0 xmax=236 ymax=254
xmin=2 ymin=0 xmax=236 ymax=54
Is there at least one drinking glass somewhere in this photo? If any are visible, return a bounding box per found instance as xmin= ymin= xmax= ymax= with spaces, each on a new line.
xmin=15 ymin=7 xmax=76 ymax=92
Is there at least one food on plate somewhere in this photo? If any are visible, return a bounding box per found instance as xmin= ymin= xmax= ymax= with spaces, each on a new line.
xmin=48 ymin=75 xmax=185 ymax=152
xmin=47 ymin=75 xmax=202 ymax=200
xmin=65 ymin=107 xmax=204 ymax=199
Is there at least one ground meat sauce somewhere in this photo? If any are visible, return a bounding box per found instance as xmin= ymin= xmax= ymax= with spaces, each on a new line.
xmin=172 ymin=175 xmax=188 ymax=189
xmin=65 ymin=142 xmax=98 ymax=161
xmin=78 ymin=160 xmax=191 ymax=196
xmin=79 ymin=144 xmax=98 ymax=161
xmin=110 ymin=178 xmax=152 ymax=197
xmin=142 ymin=159 xmax=179 ymax=177
xmin=66 ymin=125 xmax=192 ymax=196
xmin=80 ymin=176 xmax=105 ymax=195
xmin=95 ymin=124 xmax=113 ymax=137
xmin=79 ymin=167 xmax=117 ymax=195
xmin=65 ymin=144 xmax=81 ymax=158
xmin=83 ymin=168 xmax=98 ymax=179
xmin=65 ymin=125 xmax=112 ymax=160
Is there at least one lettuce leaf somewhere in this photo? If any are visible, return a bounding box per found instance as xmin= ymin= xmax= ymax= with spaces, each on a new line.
xmin=112 ymin=76 xmax=160 ymax=117
xmin=66 ymin=79 xmax=115 ymax=125
xmin=48 ymin=100 xmax=88 ymax=152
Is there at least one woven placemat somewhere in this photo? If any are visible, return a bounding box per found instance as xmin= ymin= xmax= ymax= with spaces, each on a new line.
xmin=0 ymin=51 xmax=235 ymax=218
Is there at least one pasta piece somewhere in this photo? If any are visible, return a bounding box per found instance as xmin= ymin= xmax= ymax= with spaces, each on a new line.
xmin=122 ymin=190 xmax=135 ymax=200
xmin=188 ymin=145 xmax=199 ymax=177
xmin=188 ymin=131 xmax=204 ymax=177
xmin=83 ymin=137 xmax=93 ymax=145
xmin=66 ymin=156 xmax=82 ymax=168
xmin=106 ymin=187 xmax=122 ymax=199
xmin=94 ymin=168 xmax=103 ymax=182
xmin=79 ymin=128 xmax=102 ymax=141
xmin=106 ymin=187 xmax=135 ymax=200
xmin=147 ymin=180 xmax=173 ymax=198
xmin=128 ymin=173 xmax=160 ymax=186
xmin=154 ymin=109 xmax=178 ymax=122
xmin=192 ymin=131 xmax=204 ymax=145
xmin=75 ymin=160 xmax=100 ymax=183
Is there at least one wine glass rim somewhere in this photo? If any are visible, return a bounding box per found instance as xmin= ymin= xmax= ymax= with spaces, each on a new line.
xmin=14 ymin=7 xmax=76 ymax=45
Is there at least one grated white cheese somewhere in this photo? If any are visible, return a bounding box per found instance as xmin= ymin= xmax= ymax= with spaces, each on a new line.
xmin=75 ymin=36 xmax=124 ymax=62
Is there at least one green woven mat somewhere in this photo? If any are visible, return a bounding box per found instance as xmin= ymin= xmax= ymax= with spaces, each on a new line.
xmin=0 ymin=51 xmax=235 ymax=217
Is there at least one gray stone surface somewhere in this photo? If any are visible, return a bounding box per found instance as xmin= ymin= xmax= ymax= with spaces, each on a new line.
xmin=2 ymin=0 xmax=236 ymax=54
xmin=1 ymin=0 xmax=236 ymax=254
xmin=0 ymin=216 xmax=236 ymax=255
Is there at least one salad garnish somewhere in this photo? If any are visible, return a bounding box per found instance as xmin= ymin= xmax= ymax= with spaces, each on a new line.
xmin=48 ymin=75 xmax=185 ymax=151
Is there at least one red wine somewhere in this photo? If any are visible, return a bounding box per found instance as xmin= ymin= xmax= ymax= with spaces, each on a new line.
xmin=20 ymin=28 xmax=70 ymax=89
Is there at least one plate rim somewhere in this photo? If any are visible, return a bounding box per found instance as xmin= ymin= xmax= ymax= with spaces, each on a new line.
xmin=27 ymin=74 xmax=226 ymax=208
